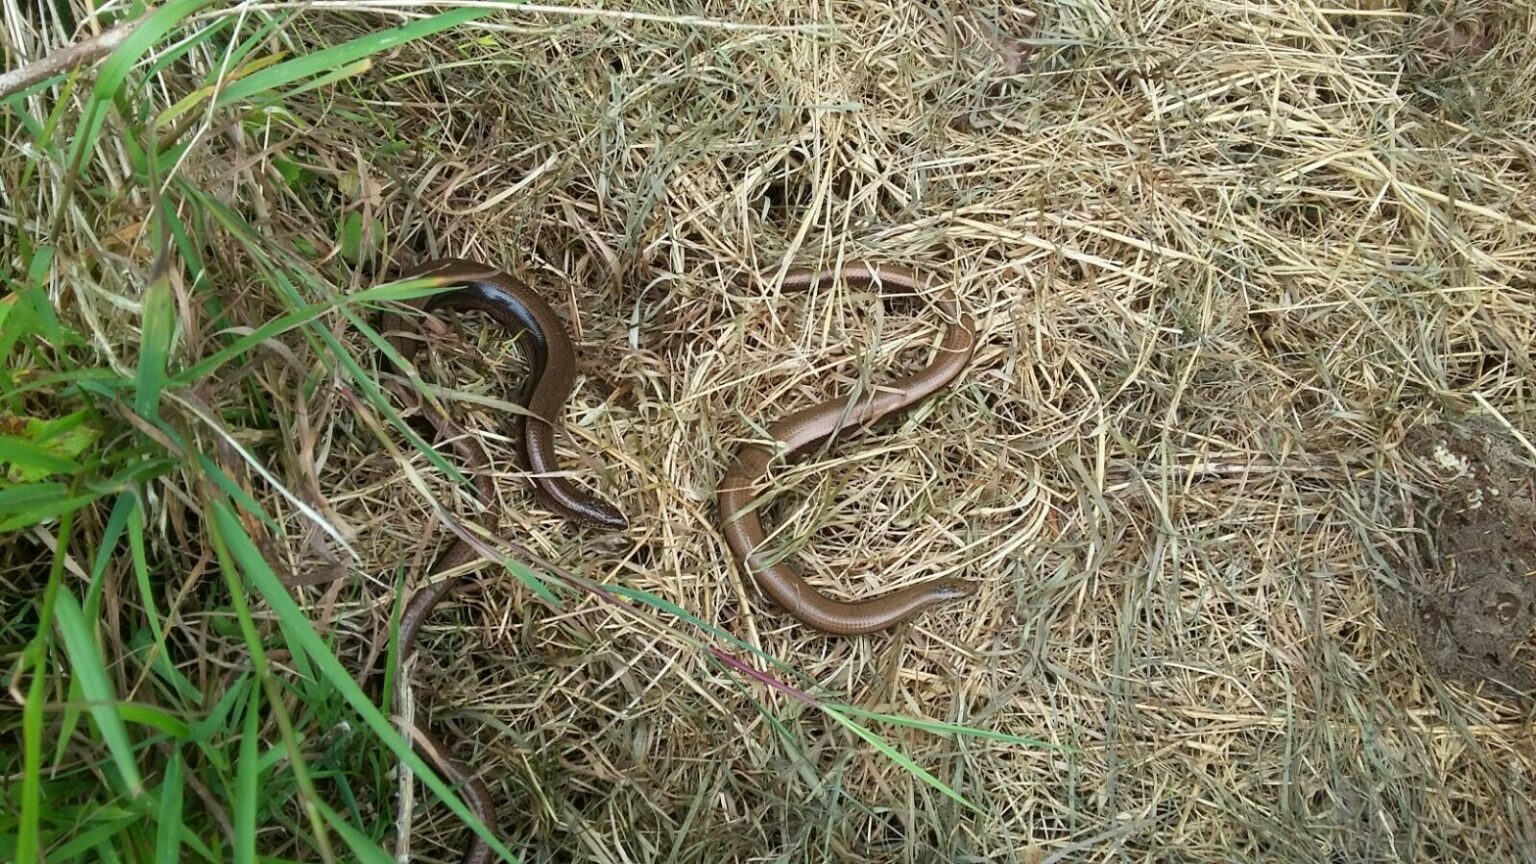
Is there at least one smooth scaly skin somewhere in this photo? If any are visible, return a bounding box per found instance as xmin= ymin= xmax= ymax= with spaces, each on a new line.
xmin=717 ymin=263 xmax=979 ymax=635
xmin=377 ymin=257 xmax=626 ymax=864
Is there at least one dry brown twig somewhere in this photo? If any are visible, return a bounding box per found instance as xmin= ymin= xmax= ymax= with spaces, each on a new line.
xmin=0 ymin=18 xmax=142 ymax=101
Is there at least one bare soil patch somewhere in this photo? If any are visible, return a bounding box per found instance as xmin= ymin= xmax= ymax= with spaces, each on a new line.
xmin=1387 ymin=415 xmax=1536 ymax=692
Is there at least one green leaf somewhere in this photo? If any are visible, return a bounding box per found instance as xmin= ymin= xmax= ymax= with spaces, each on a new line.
xmin=210 ymin=9 xmax=495 ymax=109
xmin=0 ymin=434 xmax=81 ymax=478
xmin=30 ymin=408 xmax=103 ymax=454
xmin=22 ymin=244 xmax=66 ymax=347
xmin=39 ymin=815 xmax=140 ymax=860
xmin=0 ymin=481 xmax=69 ymax=509
xmin=129 ymin=627 xmax=204 ymax=708
xmin=17 ymin=605 xmax=48 ymax=862
xmin=65 ymin=1 xmax=212 ymax=183
xmin=273 ymin=155 xmax=314 ymax=189
xmin=119 ymin=702 xmax=191 ymax=739
xmin=313 ymin=799 xmax=398 ymax=864
xmin=833 ymin=704 xmax=1070 ymax=750
xmin=824 ymin=706 xmax=982 ymax=814
xmin=155 ymin=748 xmax=186 ymax=862
xmin=152 ymin=44 xmax=286 ymax=129
xmin=134 ymin=258 xmax=176 ymax=419
xmin=234 ymin=684 xmax=259 ymax=864
xmin=265 ymin=57 xmax=373 ymax=107
xmin=0 ymin=486 xmax=104 ymax=532
xmin=127 ymin=492 xmax=168 ymax=653
xmin=53 ymin=587 xmax=145 ymax=797
xmin=338 ymin=211 xmax=365 ymax=263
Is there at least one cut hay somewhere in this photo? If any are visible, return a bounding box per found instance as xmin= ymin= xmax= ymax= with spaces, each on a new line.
xmin=4 ymin=1 xmax=1534 ymax=862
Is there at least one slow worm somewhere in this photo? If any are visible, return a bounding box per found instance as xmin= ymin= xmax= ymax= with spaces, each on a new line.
xmin=716 ymin=262 xmax=979 ymax=635
xmin=377 ymin=257 xmax=626 ymax=864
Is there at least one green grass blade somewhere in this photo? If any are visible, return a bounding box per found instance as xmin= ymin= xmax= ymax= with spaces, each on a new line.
xmin=263 ymin=57 xmax=374 ymax=106
xmin=127 ymin=494 xmax=168 ymax=651
xmin=313 ymin=800 xmax=397 ymax=864
xmin=40 ymin=815 xmax=140 ymax=860
xmin=119 ymin=703 xmax=191 ymax=739
xmin=133 ymin=256 xmax=176 ymax=420
xmin=181 ymin=187 xmax=471 ymax=491
xmin=53 ymin=586 xmax=145 ymax=797
xmin=171 ymin=278 xmax=449 ymax=386
xmin=824 ymin=706 xmax=982 ymax=814
xmin=17 ymin=608 xmax=49 ymax=863
xmin=234 ymin=684 xmax=259 ymax=864
xmin=64 ymin=0 xmax=212 ymax=184
xmin=833 ymin=704 xmax=1070 ymax=750
xmin=155 ymin=748 xmax=185 ymax=863
xmin=0 ymin=489 xmax=105 ymax=532
xmin=129 ymin=627 xmax=205 ymax=707
xmin=210 ymin=8 xmax=494 ymax=109
xmin=0 ymin=482 xmax=69 ymax=509
xmin=20 ymin=244 xmax=66 ymax=348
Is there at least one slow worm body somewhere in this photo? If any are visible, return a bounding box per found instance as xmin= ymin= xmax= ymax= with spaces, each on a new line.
xmin=716 ymin=263 xmax=979 ymax=635
xmin=377 ymin=257 xmax=626 ymax=864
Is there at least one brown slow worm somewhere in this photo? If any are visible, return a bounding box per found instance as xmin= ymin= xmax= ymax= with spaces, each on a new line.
xmin=367 ymin=257 xmax=972 ymax=861
xmin=376 ymin=257 xmax=626 ymax=864
xmin=716 ymin=262 xmax=979 ymax=635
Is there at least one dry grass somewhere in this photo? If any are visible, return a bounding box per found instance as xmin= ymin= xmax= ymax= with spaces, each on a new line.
xmin=6 ymin=0 xmax=1536 ymax=862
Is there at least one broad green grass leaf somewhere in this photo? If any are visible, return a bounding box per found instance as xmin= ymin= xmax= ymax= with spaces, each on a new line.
xmin=38 ymin=815 xmax=139 ymax=860
xmin=833 ymin=704 xmax=1069 ymax=750
xmin=22 ymin=245 xmax=66 ymax=347
xmin=0 ymin=434 xmax=81 ymax=478
xmin=134 ymin=260 xmax=175 ymax=419
xmin=0 ymin=488 xmax=104 ymax=532
xmin=119 ymin=703 xmax=191 ymax=739
xmin=183 ymin=187 xmax=470 ymax=488
xmin=234 ymin=685 xmax=259 ymax=864
xmin=17 ymin=618 xmax=48 ymax=862
xmin=127 ymin=492 xmax=167 ymax=650
xmin=53 ymin=587 xmax=145 ymax=797
xmin=155 ymin=748 xmax=185 ymax=863
xmin=267 ymin=57 xmax=373 ymax=107
xmin=130 ymin=627 xmax=205 ymax=707
xmin=152 ymin=38 xmax=284 ymax=129
xmin=173 ymin=277 xmax=451 ymax=386
xmin=0 ymin=481 xmax=78 ymax=515
xmin=172 ymin=302 xmax=329 ymax=384
xmin=5 ymin=368 xmax=125 ymax=401
xmin=192 ymin=451 xmax=278 ymax=534
xmin=0 ymin=289 xmax=26 ymax=372
xmin=0 ymin=481 xmax=67 ymax=507
xmin=190 ymin=675 xmax=251 ymax=754
xmin=88 ymin=494 xmax=138 ymax=613
xmin=211 ymin=9 xmax=495 ymax=109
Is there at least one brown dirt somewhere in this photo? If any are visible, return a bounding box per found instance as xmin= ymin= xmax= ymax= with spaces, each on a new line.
xmin=1386 ymin=414 xmax=1536 ymax=693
